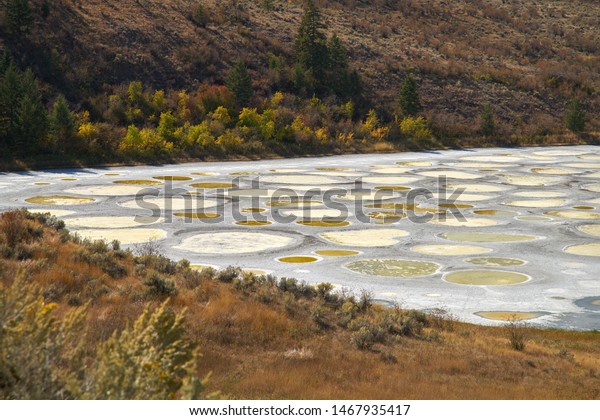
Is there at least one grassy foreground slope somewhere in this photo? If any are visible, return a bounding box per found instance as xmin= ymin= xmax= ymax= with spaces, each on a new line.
xmin=0 ymin=210 xmax=599 ymax=399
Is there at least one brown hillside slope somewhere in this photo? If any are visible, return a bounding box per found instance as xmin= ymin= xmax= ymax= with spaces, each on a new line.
xmin=1 ymin=210 xmax=600 ymax=399
xmin=15 ymin=0 xmax=600 ymax=131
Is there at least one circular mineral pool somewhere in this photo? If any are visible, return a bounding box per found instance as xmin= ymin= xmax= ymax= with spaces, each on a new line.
xmin=297 ymin=220 xmax=350 ymax=227
xmin=345 ymin=259 xmax=440 ymax=278
xmin=230 ymin=171 xmax=261 ymax=175
xmin=152 ymin=176 xmax=193 ymax=181
xmin=314 ymin=249 xmax=361 ymax=257
xmin=320 ymin=228 xmax=409 ymax=247
xmin=25 ymin=196 xmax=96 ymax=205
xmin=113 ymin=180 xmax=163 ymax=185
xmin=241 ymin=207 xmax=266 ymax=213
xmin=473 ymin=209 xmax=519 ymax=217
xmin=578 ymin=225 xmax=600 ymax=237
xmin=278 ymin=256 xmax=319 ymax=264
xmin=444 ymin=270 xmax=529 ymax=285
xmin=582 ymin=184 xmax=600 ymax=193
xmin=475 ymin=312 xmax=544 ymax=321
xmin=374 ymin=186 xmax=411 ymax=191
xmin=545 ymin=211 xmax=600 ymax=220
xmin=65 ymin=185 xmax=151 ymax=196
xmin=190 ymin=182 xmax=237 ymax=189
xmin=565 ymin=163 xmax=600 ymax=169
xmin=174 ymin=212 xmax=221 ymax=219
xmin=174 ymin=232 xmax=295 ymax=254
xmin=530 ymin=168 xmax=579 ymax=175
xmin=64 ymin=216 xmax=162 ymax=228
xmin=499 ymin=174 xmax=559 ymax=186
xmin=411 ymin=244 xmax=492 ymax=256
xmin=265 ymin=199 xmax=323 ymax=207
xmin=396 ymin=161 xmax=433 ymax=167
xmin=191 ymin=172 xmax=218 ymax=176
xmin=503 ymin=199 xmax=567 ymax=208
xmin=269 ymin=169 xmax=309 ymax=173
xmin=418 ymin=170 xmax=482 ymax=180
xmin=439 ymin=203 xmax=474 ymax=209
xmin=439 ymin=232 xmax=539 ymax=243
xmin=73 ymin=228 xmax=168 ymax=244
xmin=429 ymin=217 xmax=499 ymax=227
xmin=235 ymin=220 xmax=272 ymax=226
xmin=466 ymin=257 xmax=526 ymax=267
xmin=368 ymin=211 xmax=405 ymax=222
xmin=564 ymin=243 xmax=600 ymax=257
xmin=120 ymin=197 xmax=219 ymax=211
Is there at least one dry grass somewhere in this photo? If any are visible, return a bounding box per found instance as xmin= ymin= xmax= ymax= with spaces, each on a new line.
xmin=1 ymin=209 xmax=599 ymax=400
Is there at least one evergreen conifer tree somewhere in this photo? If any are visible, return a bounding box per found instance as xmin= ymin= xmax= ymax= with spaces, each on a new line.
xmin=398 ymin=74 xmax=422 ymax=116
xmin=480 ymin=103 xmax=495 ymax=137
xmin=294 ymin=0 xmax=328 ymax=91
xmin=226 ymin=61 xmax=253 ymax=107
xmin=564 ymin=97 xmax=585 ymax=133
xmin=4 ymin=0 xmax=34 ymax=40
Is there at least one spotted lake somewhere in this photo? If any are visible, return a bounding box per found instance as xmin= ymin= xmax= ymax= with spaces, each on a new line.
xmin=1 ymin=146 xmax=599 ymax=330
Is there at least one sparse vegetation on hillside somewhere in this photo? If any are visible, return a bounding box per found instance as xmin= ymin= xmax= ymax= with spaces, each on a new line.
xmin=0 ymin=209 xmax=599 ymax=399
xmin=0 ymin=0 xmax=598 ymax=169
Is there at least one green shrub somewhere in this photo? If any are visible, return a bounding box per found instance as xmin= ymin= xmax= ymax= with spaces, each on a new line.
xmin=191 ymin=3 xmax=209 ymax=27
xmin=351 ymin=326 xmax=376 ymax=350
xmin=84 ymin=301 xmax=203 ymax=399
xmin=310 ymin=303 xmax=328 ymax=329
xmin=399 ymin=116 xmax=433 ymax=143
xmin=507 ymin=319 xmax=526 ymax=351
xmin=144 ymin=272 xmax=177 ymax=297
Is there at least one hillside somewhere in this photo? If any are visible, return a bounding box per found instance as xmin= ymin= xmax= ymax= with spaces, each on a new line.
xmin=1 ymin=210 xmax=599 ymax=399
xmin=11 ymin=0 xmax=600 ymax=132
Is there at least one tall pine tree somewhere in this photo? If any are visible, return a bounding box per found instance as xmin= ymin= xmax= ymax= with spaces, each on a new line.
xmin=4 ymin=0 xmax=34 ymax=40
xmin=564 ymin=97 xmax=585 ymax=133
xmin=398 ymin=73 xmax=422 ymax=117
xmin=49 ymin=95 xmax=75 ymax=145
xmin=226 ymin=61 xmax=253 ymax=108
xmin=479 ymin=103 xmax=495 ymax=137
xmin=294 ymin=0 xmax=328 ymax=92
